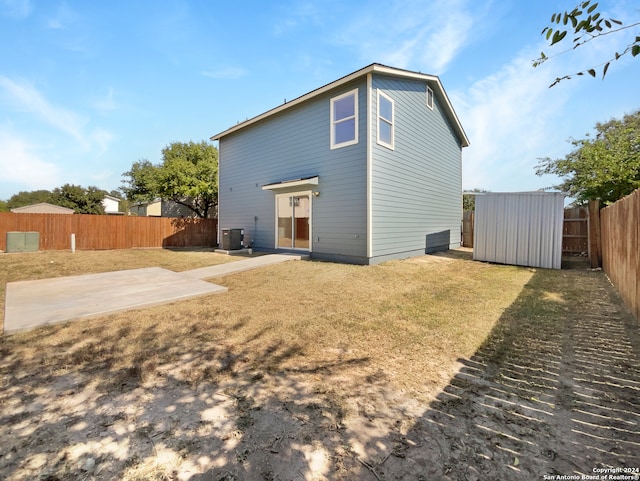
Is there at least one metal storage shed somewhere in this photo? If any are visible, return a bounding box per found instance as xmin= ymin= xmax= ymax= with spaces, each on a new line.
xmin=473 ymin=192 xmax=565 ymax=269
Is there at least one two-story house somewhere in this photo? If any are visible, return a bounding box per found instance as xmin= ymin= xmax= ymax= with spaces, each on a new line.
xmin=211 ymin=63 xmax=469 ymax=265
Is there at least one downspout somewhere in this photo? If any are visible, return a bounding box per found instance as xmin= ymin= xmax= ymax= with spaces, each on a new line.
xmin=366 ymin=73 xmax=373 ymax=260
xmin=216 ymin=139 xmax=221 ymax=248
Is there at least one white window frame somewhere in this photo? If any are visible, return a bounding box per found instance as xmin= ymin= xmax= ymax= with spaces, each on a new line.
xmin=426 ymin=85 xmax=434 ymax=110
xmin=330 ymin=89 xmax=358 ymax=149
xmin=376 ymin=90 xmax=394 ymax=150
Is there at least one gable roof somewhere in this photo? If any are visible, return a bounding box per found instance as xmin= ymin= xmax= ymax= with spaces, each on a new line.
xmin=211 ymin=63 xmax=469 ymax=148
xmin=10 ymin=202 xmax=75 ymax=214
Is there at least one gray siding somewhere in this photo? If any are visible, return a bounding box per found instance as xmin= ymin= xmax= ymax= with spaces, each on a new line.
xmin=218 ymin=79 xmax=369 ymax=262
xmin=370 ymin=74 xmax=463 ymax=262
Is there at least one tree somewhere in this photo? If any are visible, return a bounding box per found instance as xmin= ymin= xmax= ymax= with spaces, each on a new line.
xmin=535 ymin=110 xmax=640 ymax=205
xmin=0 ymin=200 xmax=8 ymax=212
xmin=121 ymin=141 xmax=219 ymax=218
xmin=534 ymin=1 xmax=640 ymax=86
xmin=51 ymin=184 xmax=107 ymax=214
xmin=6 ymin=189 xmax=53 ymax=210
xmin=120 ymin=160 xmax=160 ymax=203
xmin=463 ymin=189 xmax=490 ymax=211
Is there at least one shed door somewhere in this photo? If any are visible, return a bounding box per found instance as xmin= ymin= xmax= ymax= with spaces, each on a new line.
xmin=276 ymin=192 xmax=311 ymax=250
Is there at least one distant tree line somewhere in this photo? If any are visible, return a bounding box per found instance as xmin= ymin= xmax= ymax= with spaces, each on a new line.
xmin=1 ymin=140 xmax=219 ymax=217
xmin=0 ymin=184 xmax=125 ymax=214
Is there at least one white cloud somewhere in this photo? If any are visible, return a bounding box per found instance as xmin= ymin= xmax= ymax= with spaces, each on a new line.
xmin=453 ymin=48 xmax=573 ymax=192
xmin=93 ymin=87 xmax=117 ymax=112
xmin=47 ymin=3 xmax=78 ymax=29
xmin=335 ymin=0 xmax=478 ymax=74
xmin=201 ymin=67 xmax=247 ymax=79
xmin=421 ymin=14 xmax=473 ymax=74
xmin=0 ymin=0 xmax=32 ymax=18
xmin=0 ymin=76 xmax=114 ymax=153
xmin=271 ymin=2 xmax=324 ymax=36
xmin=90 ymin=128 xmax=114 ymax=154
xmin=0 ymin=76 xmax=86 ymax=142
xmin=0 ymin=130 xmax=60 ymax=191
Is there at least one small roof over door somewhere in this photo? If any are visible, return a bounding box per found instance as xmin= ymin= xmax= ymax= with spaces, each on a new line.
xmin=262 ymin=176 xmax=319 ymax=191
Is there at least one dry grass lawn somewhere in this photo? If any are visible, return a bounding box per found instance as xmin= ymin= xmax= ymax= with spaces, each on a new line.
xmin=2 ymin=249 xmax=636 ymax=480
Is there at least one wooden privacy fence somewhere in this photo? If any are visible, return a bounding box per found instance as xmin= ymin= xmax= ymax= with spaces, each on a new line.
xmin=600 ymin=189 xmax=640 ymax=321
xmin=0 ymin=213 xmax=217 ymax=251
xmin=462 ymin=211 xmax=474 ymax=247
xmin=562 ymin=206 xmax=588 ymax=254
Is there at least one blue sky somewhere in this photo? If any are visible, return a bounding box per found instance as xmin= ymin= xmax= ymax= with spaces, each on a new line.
xmin=1 ymin=0 xmax=639 ymax=201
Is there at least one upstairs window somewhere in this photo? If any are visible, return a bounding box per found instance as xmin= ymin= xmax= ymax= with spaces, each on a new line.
xmin=426 ymin=85 xmax=434 ymax=110
xmin=377 ymin=90 xmax=394 ymax=149
xmin=330 ymin=89 xmax=358 ymax=149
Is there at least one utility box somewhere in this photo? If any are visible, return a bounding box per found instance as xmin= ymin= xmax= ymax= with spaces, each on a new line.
xmin=221 ymin=228 xmax=243 ymax=250
xmin=6 ymin=231 xmax=40 ymax=253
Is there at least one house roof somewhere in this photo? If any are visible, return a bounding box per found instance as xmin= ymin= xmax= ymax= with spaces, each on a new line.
xmin=10 ymin=202 xmax=75 ymax=214
xmin=210 ymin=63 xmax=470 ymax=148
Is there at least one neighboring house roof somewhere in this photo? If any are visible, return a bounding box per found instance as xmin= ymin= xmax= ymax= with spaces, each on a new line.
xmin=10 ymin=203 xmax=75 ymax=214
xmin=211 ymin=63 xmax=470 ymax=148
xmin=131 ymin=198 xmax=162 ymax=207
xmin=102 ymin=195 xmax=121 ymax=213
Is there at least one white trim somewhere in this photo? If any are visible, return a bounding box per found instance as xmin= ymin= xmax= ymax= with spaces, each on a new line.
xmin=426 ymin=85 xmax=434 ymax=110
xmin=211 ymin=63 xmax=469 ymax=148
xmin=366 ymin=74 xmax=373 ymax=259
xmin=262 ymin=176 xmax=319 ymax=191
xmin=273 ymin=190 xmax=312 ymax=252
xmin=330 ymin=88 xmax=359 ymax=149
xmin=376 ymin=89 xmax=394 ymax=150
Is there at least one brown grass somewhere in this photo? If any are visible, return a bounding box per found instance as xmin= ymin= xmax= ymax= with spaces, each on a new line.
xmin=2 ymin=249 xmax=634 ymax=480
xmin=1 ymin=248 xmax=534 ymax=398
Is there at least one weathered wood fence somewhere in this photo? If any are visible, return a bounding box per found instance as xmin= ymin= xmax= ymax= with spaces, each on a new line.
xmin=0 ymin=213 xmax=217 ymax=251
xmin=562 ymin=206 xmax=588 ymax=254
xmin=462 ymin=211 xmax=474 ymax=247
xmin=601 ymin=189 xmax=639 ymax=321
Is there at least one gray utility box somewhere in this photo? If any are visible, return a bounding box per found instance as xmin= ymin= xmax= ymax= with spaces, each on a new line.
xmin=221 ymin=228 xmax=243 ymax=250
xmin=6 ymin=231 xmax=40 ymax=253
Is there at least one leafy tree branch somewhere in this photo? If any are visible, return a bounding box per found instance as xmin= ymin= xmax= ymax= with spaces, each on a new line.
xmin=533 ymin=1 xmax=640 ymax=86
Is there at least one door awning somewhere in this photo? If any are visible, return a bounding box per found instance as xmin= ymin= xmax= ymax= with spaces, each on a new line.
xmin=262 ymin=176 xmax=319 ymax=191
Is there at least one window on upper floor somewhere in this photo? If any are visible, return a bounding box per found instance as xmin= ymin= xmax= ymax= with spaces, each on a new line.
xmin=426 ymin=85 xmax=434 ymax=110
xmin=330 ymin=89 xmax=358 ymax=149
xmin=377 ymin=90 xmax=394 ymax=150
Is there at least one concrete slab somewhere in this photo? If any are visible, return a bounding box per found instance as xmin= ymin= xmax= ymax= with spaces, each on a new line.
xmin=4 ymin=267 xmax=227 ymax=335
xmin=3 ymin=253 xmax=307 ymax=335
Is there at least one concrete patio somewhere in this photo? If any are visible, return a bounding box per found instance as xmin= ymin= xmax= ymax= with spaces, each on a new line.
xmin=4 ymin=253 xmax=306 ymax=335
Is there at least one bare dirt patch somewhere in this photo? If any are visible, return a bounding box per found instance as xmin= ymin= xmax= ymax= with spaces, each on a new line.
xmin=1 ymin=251 xmax=639 ymax=480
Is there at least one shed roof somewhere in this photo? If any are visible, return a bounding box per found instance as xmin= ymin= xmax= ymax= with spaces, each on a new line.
xmin=211 ymin=63 xmax=469 ymax=148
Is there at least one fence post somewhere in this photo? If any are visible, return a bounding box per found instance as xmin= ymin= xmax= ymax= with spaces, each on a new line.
xmin=588 ymin=199 xmax=601 ymax=268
